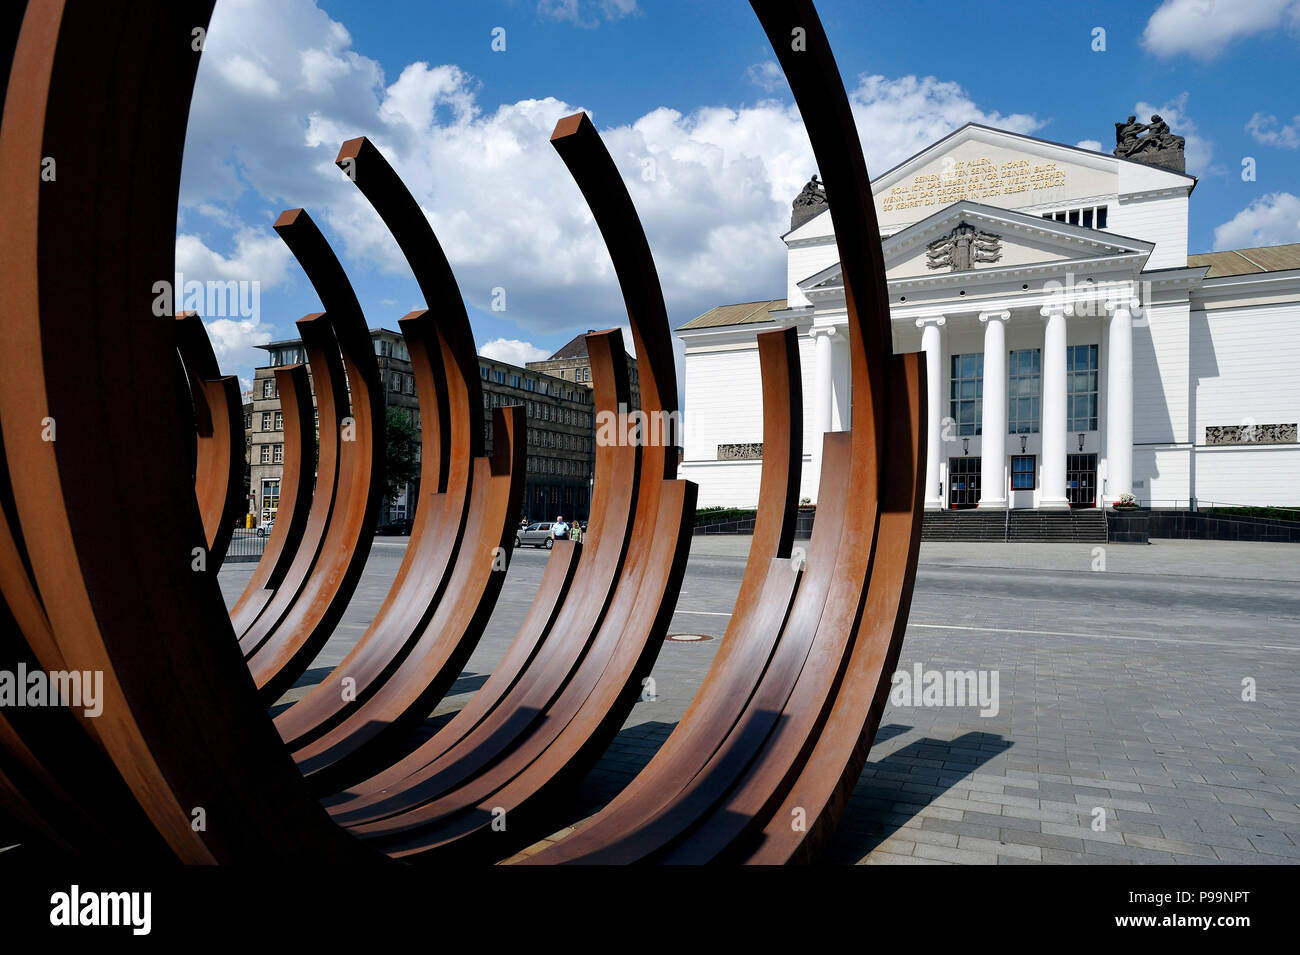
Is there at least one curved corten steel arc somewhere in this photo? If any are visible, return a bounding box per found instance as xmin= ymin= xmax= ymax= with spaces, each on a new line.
xmin=174 ymin=311 xmax=245 ymax=567
xmin=330 ymin=118 xmax=697 ymax=861
xmin=594 ymin=0 xmax=919 ymax=865
xmin=271 ymin=308 xmax=474 ymax=752
xmin=272 ymin=137 xmax=497 ymax=753
xmin=227 ymin=362 xmax=315 ymax=625
xmin=525 ymin=0 xmax=925 ymax=864
xmin=238 ymin=208 xmax=387 ymax=702
xmin=675 ymin=0 xmax=921 ymax=865
xmin=233 ymin=310 xmax=347 ymax=648
xmin=325 ymin=328 xmax=638 ymax=820
xmin=0 ymin=470 xmax=174 ymax=859
xmin=523 ymin=324 xmax=804 ymax=864
xmin=0 ymin=0 xmax=374 ymax=863
xmin=289 ymin=403 xmax=526 ymax=793
xmin=0 ymin=0 xmax=924 ymax=866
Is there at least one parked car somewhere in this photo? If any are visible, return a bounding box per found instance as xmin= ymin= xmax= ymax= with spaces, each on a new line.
xmin=255 ymin=518 xmax=274 ymax=538
xmin=376 ymin=519 xmax=414 ymax=536
xmin=516 ymin=522 xmax=554 ymax=548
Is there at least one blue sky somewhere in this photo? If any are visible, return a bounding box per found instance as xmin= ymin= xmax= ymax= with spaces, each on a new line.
xmin=177 ymin=0 xmax=1300 ymax=393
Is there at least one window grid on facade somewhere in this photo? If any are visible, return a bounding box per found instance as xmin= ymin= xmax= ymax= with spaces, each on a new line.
xmin=1008 ymin=348 xmax=1041 ymax=434
xmin=949 ymin=353 xmax=983 ymax=436
xmin=261 ymin=411 xmax=272 ymax=431
xmin=1067 ymin=343 xmax=1099 ymax=431
xmin=260 ymin=444 xmax=271 ymax=464
xmin=272 ymin=444 xmax=283 ymax=464
xmin=1011 ymin=454 xmax=1036 ymax=490
xmin=274 ymin=411 xmax=282 ymax=431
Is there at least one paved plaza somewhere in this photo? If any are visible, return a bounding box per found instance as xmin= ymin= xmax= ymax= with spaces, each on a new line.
xmin=219 ymin=535 xmax=1300 ymax=864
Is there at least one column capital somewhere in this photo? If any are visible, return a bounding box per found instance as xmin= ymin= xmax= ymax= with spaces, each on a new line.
xmin=914 ymin=315 xmax=946 ymax=329
xmin=808 ymin=325 xmax=839 ymax=339
xmin=1103 ymin=297 xmax=1141 ymax=315
xmin=978 ymin=309 xmax=1010 ymax=324
xmin=1038 ymin=303 xmax=1066 ymax=319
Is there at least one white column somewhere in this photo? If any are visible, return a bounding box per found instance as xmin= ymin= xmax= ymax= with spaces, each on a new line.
xmin=812 ymin=326 xmax=836 ymax=436
xmin=1105 ymin=298 xmax=1135 ymax=502
xmin=978 ymin=310 xmax=1008 ymax=509
xmin=1038 ymin=304 xmax=1069 ymax=509
xmin=810 ymin=326 xmax=837 ymax=503
xmin=830 ymin=330 xmax=851 ymax=431
xmin=916 ymin=316 xmax=946 ymax=510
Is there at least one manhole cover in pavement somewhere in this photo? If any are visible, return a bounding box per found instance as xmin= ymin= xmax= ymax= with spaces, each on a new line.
xmin=665 ymin=633 xmax=713 ymax=642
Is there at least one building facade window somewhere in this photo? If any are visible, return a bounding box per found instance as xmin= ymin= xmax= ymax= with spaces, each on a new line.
xmin=1067 ymin=343 xmax=1099 ymax=431
xmin=1042 ymin=205 xmax=1107 ymax=229
xmin=949 ymin=353 xmax=983 ymax=436
xmin=273 ymin=444 xmax=283 ymax=464
xmin=262 ymin=379 xmax=274 ymax=398
xmin=261 ymin=411 xmax=272 ymax=431
xmin=260 ymin=444 xmax=271 ymax=464
xmin=262 ymin=479 xmax=280 ymax=517
xmin=274 ymin=411 xmax=283 ymax=431
xmin=1011 ymin=454 xmax=1036 ymax=490
xmin=1008 ymin=348 xmax=1041 ymax=434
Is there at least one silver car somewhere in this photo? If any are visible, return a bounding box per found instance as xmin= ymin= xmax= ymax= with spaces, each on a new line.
xmin=516 ymin=522 xmax=556 ymax=548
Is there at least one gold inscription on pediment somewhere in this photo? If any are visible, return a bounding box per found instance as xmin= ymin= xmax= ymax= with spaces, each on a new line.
xmin=881 ymin=158 xmax=1066 ymax=213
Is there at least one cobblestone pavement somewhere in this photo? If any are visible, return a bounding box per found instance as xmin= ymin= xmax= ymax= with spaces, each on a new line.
xmin=219 ymin=536 xmax=1300 ymax=864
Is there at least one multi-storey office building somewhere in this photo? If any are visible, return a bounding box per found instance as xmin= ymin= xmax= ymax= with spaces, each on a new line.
xmin=479 ymin=355 xmax=598 ymax=523
xmin=248 ymin=328 xmax=418 ymax=525
xmin=526 ymin=330 xmax=642 ymax=411
xmin=245 ymin=329 xmax=623 ymax=526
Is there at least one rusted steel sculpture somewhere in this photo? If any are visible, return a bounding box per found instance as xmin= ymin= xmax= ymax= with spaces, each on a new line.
xmin=0 ymin=0 xmax=924 ymax=865
xmin=174 ymin=310 xmax=246 ymax=567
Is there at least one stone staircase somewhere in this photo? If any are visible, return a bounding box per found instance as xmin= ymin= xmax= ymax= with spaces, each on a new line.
xmin=921 ymin=508 xmax=1107 ymax=543
xmin=920 ymin=510 xmax=1006 ymax=542
xmin=1007 ymin=509 xmax=1107 ymax=543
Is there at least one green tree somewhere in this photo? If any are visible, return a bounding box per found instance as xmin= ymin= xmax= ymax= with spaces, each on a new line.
xmin=385 ymin=405 xmax=420 ymax=508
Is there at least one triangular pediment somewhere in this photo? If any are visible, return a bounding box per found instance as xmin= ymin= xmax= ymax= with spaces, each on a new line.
xmin=797 ymin=201 xmax=1153 ymax=291
xmin=870 ymin=123 xmax=1194 ymax=235
xmin=783 ymin=123 xmax=1193 ymax=248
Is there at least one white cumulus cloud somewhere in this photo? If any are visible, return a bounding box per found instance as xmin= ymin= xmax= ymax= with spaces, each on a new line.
xmin=1075 ymin=139 xmax=1103 ymax=152
xmin=1213 ymin=192 xmax=1300 ymax=249
xmin=1142 ymin=0 xmax=1300 ymax=60
xmin=480 ymin=338 xmax=553 ymax=365
xmin=1246 ymin=112 xmax=1300 ymax=149
xmin=181 ymin=0 xmax=1043 ymax=386
xmin=203 ymin=317 xmax=277 ymax=372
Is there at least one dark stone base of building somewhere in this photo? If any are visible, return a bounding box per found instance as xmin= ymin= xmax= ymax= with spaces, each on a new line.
xmin=1105 ymin=510 xmax=1149 ymax=544
xmin=1143 ymin=510 xmax=1300 ymax=543
xmin=696 ymin=507 xmax=1300 ymax=545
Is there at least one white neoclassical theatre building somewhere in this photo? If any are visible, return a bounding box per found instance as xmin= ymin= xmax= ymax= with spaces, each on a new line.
xmin=678 ymin=123 xmax=1300 ymax=511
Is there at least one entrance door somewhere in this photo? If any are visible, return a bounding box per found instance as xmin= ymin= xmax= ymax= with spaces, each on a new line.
xmin=948 ymin=456 xmax=981 ymax=509
xmin=1066 ymin=453 xmax=1097 ymax=507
